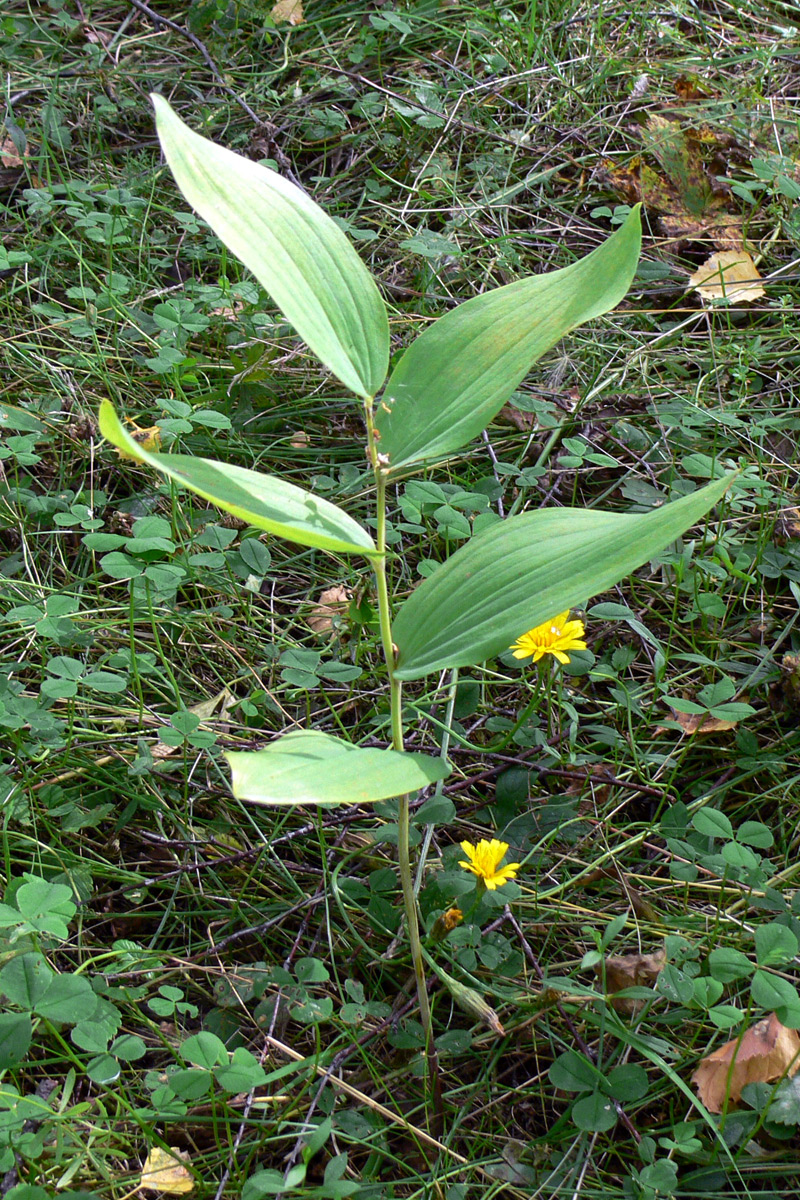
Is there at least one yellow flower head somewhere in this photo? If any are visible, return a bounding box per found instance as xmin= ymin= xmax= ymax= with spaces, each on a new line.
xmin=510 ymin=610 xmax=587 ymax=665
xmin=459 ymin=839 xmax=520 ymax=890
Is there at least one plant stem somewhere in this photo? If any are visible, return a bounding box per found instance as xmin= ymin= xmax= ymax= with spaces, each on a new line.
xmin=364 ymin=397 xmax=440 ymax=1122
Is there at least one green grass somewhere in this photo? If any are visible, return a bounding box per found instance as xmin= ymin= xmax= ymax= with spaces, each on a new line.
xmin=2 ymin=1 xmax=800 ymax=1197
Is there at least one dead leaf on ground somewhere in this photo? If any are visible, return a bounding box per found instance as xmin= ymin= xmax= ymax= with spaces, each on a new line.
xmin=209 ymin=300 xmax=245 ymax=320
xmin=0 ymin=135 xmax=28 ymax=168
xmin=599 ymin=114 xmax=742 ymax=249
xmin=141 ymin=1146 xmax=194 ymax=1194
xmin=271 ymin=0 xmax=304 ymax=24
xmin=116 ymin=420 xmax=162 ymax=459
xmin=655 ymin=708 xmax=739 ymax=736
xmin=688 ymin=250 xmax=765 ymax=303
xmin=307 ymin=585 xmax=352 ymax=634
xmin=495 ymin=403 xmax=536 ymax=431
xmin=673 ymin=75 xmax=719 ymax=103
xmin=769 ymin=652 xmax=800 ymax=718
xmin=692 ymin=1013 xmax=800 ymax=1112
xmin=777 ymin=508 xmax=800 ymax=540
xmin=190 ymin=687 xmax=234 ymax=722
xmin=601 ymin=948 xmax=666 ymax=1013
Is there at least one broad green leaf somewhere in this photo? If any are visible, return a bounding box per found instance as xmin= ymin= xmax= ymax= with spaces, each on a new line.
xmin=226 ymin=731 xmax=450 ymax=806
xmin=375 ymin=206 xmax=641 ymax=475
xmin=692 ymin=809 xmax=733 ymax=840
xmin=751 ymin=970 xmax=800 ymax=1027
xmin=152 ymin=95 xmax=388 ymax=398
xmin=181 ymin=1031 xmax=228 ymax=1068
xmin=35 ymin=974 xmax=98 ymax=1024
xmin=0 ymin=953 xmax=53 ymax=1009
xmin=755 ymin=923 xmax=798 ymax=967
xmin=0 ymin=1012 xmax=32 ymax=1070
xmin=769 ymin=1076 xmax=800 ymax=1126
xmin=548 ymin=1050 xmax=599 ymax=1092
xmin=572 ymin=1089 xmax=618 ymax=1132
xmin=393 ymin=475 xmax=734 ymax=679
xmin=606 ymin=1064 xmax=649 ymax=1102
xmin=99 ymin=401 xmax=377 ymax=559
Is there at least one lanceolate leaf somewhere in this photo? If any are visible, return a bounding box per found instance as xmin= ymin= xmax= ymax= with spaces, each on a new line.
xmin=99 ymin=401 xmax=377 ymax=558
xmin=375 ymin=206 xmax=641 ymax=475
xmin=226 ymin=731 xmax=450 ymax=806
xmin=152 ymin=94 xmax=389 ymax=399
xmin=393 ymin=475 xmax=734 ymax=679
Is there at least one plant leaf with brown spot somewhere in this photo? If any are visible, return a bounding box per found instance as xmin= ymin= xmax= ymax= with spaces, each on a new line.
xmin=601 ymin=948 xmax=666 ymax=1013
xmin=692 ymin=1013 xmax=800 ymax=1113
xmin=689 ymin=250 xmax=765 ymax=303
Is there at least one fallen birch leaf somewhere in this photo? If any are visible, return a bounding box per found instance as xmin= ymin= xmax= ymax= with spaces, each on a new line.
xmin=664 ymin=708 xmax=739 ymax=735
xmin=692 ymin=1013 xmax=800 ymax=1112
xmin=307 ymin=585 xmax=352 ymax=634
xmin=189 ymin=687 xmax=234 ymax=722
xmin=689 ymin=250 xmax=765 ymax=303
xmin=601 ymin=948 xmax=666 ymax=1013
xmin=141 ymin=1146 xmax=194 ymax=1194
xmin=271 ymin=0 xmax=304 ymax=24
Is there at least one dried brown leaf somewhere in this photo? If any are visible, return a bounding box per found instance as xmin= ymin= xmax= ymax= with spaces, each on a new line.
xmin=601 ymin=948 xmax=666 ymax=1013
xmin=692 ymin=1013 xmax=800 ymax=1112
xmin=0 ymin=136 xmax=27 ymax=168
xmin=670 ymin=709 xmax=738 ymax=734
xmin=769 ymin=652 xmax=800 ymax=717
xmin=271 ymin=0 xmax=304 ymax=24
xmin=307 ymin=585 xmax=352 ymax=634
xmin=689 ymin=250 xmax=765 ymax=303
xmin=495 ymin=403 xmax=536 ymax=431
xmin=599 ymin=114 xmax=742 ymax=249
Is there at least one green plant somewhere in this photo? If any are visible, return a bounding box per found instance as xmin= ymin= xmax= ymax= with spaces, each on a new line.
xmin=99 ymin=95 xmax=735 ymax=1119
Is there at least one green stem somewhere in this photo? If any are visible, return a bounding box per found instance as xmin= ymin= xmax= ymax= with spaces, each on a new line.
xmin=364 ymin=397 xmax=439 ymax=1118
xmin=484 ymin=664 xmax=544 ymax=752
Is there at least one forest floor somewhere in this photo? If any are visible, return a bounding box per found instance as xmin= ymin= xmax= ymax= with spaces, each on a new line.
xmin=2 ymin=2 xmax=800 ymax=1198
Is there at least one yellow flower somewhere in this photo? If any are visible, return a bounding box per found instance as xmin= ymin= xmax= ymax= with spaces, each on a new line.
xmin=510 ymin=610 xmax=587 ymax=665
xmin=459 ymin=839 xmax=520 ymax=890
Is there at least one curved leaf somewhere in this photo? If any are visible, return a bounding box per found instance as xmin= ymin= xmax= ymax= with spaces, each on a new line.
xmin=376 ymin=206 xmax=641 ymax=475
xmin=226 ymin=731 xmax=450 ymax=806
xmin=393 ymin=475 xmax=734 ymax=679
xmin=99 ymin=400 xmax=377 ymax=558
xmin=152 ymin=94 xmax=389 ymax=398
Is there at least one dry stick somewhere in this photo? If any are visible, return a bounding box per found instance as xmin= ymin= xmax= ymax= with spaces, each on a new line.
xmin=503 ymin=908 xmax=641 ymax=1145
xmin=260 ymin=1031 xmax=467 ymax=1164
